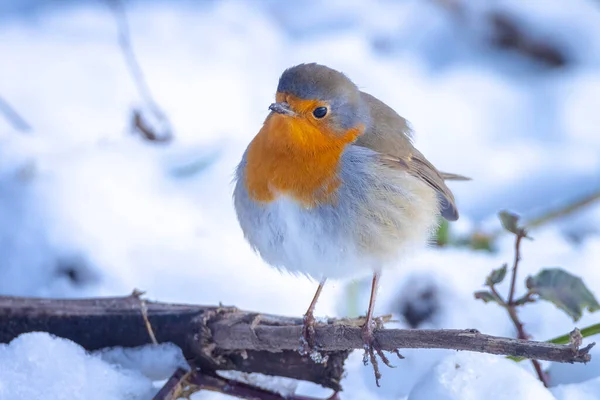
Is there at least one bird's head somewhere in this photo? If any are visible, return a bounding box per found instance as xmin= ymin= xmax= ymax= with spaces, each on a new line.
xmin=266 ymin=63 xmax=370 ymax=149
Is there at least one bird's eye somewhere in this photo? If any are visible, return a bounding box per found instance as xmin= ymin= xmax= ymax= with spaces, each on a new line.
xmin=312 ymin=107 xmax=328 ymax=119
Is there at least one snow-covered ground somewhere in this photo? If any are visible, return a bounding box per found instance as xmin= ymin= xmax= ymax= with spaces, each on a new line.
xmin=1 ymin=0 xmax=599 ymax=399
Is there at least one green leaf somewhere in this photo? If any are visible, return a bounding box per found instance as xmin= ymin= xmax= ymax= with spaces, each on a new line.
xmin=526 ymin=268 xmax=600 ymax=322
xmin=486 ymin=264 xmax=508 ymax=286
xmin=499 ymin=210 xmax=521 ymax=235
xmin=474 ymin=290 xmax=503 ymax=304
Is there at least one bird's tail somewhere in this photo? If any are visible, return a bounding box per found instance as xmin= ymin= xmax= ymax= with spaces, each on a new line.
xmin=440 ymin=172 xmax=471 ymax=181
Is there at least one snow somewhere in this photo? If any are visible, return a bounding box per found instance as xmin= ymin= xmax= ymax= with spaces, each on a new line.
xmin=1 ymin=0 xmax=600 ymax=399
xmin=547 ymin=345 xmax=600 ymax=386
xmin=0 ymin=332 xmax=156 ymax=400
xmin=95 ymin=343 xmax=188 ymax=382
xmin=215 ymin=371 xmax=300 ymax=398
xmin=552 ymin=376 xmax=600 ymax=400
xmin=407 ymin=352 xmax=553 ymax=400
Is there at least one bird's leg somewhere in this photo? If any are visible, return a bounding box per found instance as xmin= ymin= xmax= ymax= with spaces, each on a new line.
xmin=362 ymin=271 xmax=404 ymax=387
xmin=300 ymin=278 xmax=327 ymax=354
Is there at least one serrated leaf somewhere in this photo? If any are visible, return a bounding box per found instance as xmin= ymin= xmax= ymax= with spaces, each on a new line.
xmin=474 ymin=290 xmax=502 ymax=304
xmin=486 ymin=264 xmax=508 ymax=286
xmin=526 ymin=268 xmax=600 ymax=322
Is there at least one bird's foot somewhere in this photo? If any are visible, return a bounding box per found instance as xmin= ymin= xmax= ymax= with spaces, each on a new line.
xmin=299 ymin=311 xmax=316 ymax=355
xmin=299 ymin=312 xmax=329 ymax=363
xmin=361 ymin=316 xmax=404 ymax=387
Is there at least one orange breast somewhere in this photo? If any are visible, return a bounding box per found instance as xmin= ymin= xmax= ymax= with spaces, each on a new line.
xmin=244 ymin=109 xmax=363 ymax=208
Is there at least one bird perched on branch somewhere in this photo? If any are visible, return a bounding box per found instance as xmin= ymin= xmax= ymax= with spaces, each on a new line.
xmin=233 ymin=63 xmax=468 ymax=385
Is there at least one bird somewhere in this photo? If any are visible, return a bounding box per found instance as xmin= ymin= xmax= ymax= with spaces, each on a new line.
xmin=233 ymin=63 xmax=468 ymax=385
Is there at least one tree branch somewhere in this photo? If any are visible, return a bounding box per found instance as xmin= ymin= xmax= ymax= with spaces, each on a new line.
xmin=0 ymin=295 xmax=593 ymax=392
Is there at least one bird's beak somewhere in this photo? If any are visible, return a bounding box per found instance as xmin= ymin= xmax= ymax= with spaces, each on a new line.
xmin=269 ymin=102 xmax=295 ymax=116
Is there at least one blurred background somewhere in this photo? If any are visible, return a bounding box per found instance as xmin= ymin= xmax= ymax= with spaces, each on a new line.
xmin=1 ymin=0 xmax=600 ymax=398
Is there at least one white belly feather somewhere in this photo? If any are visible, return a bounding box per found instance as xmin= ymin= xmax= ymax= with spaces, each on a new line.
xmin=233 ymin=146 xmax=440 ymax=281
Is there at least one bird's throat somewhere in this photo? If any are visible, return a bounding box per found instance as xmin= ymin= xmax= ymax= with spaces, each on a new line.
xmin=244 ymin=113 xmax=363 ymax=207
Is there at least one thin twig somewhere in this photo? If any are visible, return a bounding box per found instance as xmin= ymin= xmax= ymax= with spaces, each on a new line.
xmin=152 ymin=368 xmax=190 ymax=400
xmin=504 ymin=230 xmax=549 ymax=387
xmin=507 ymin=232 xmax=524 ymax=305
xmin=106 ymin=0 xmax=173 ymax=143
xmin=531 ymin=359 xmax=549 ymax=387
xmin=527 ymin=190 xmax=600 ymax=230
xmin=0 ymin=96 xmax=32 ymax=133
xmin=461 ymin=189 xmax=600 ymax=250
xmin=506 ymin=306 xmax=529 ymax=340
xmin=131 ymin=289 xmax=158 ymax=345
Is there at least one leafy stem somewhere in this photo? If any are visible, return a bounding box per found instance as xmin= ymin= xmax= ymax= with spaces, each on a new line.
xmin=508 ymin=231 xmax=525 ymax=306
xmin=477 ymin=210 xmax=600 ymax=387
xmin=482 ymin=212 xmax=550 ymax=386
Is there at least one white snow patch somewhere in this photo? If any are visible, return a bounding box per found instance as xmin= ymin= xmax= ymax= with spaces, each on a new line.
xmin=547 ymin=344 xmax=600 ymax=386
xmin=552 ymin=376 xmax=600 ymax=400
xmin=407 ymin=352 xmax=554 ymax=400
xmin=0 ymin=332 xmax=155 ymax=400
xmin=216 ymin=371 xmax=299 ymax=397
xmin=95 ymin=342 xmax=188 ymax=382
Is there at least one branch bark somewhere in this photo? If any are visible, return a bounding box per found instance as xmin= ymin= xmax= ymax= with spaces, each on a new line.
xmin=0 ymin=295 xmax=593 ymax=391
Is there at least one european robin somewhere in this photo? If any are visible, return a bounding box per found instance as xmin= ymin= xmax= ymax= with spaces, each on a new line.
xmin=233 ymin=63 xmax=467 ymax=385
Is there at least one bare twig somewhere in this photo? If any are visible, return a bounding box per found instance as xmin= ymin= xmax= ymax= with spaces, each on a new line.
xmin=107 ymin=0 xmax=173 ymax=143
xmin=0 ymin=95 xmax=32 ymax=133
xmin=152 ymin=368 xmax=190 ymax=400
xmin=531 ymin=358 xmax=549 ymax=387
xmin=460 ymin=189 xmax=600 ymax=251
xmin=131 ymin=110 xmax=170 ymax=143
xmin=132 ymin=289 xmax=158 ymax=345
xmin=526 ymin=190 xmax=600 ymax=230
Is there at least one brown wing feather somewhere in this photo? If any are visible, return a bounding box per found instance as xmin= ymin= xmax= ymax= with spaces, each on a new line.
xmin=379 ymin=152 xmax=459 ymax=221
xmin=356 ymin=91 xmax=466 ymax=221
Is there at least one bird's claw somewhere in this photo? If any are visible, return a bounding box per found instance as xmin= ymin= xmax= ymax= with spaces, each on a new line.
xmin=299 ymin=312 xmax=316 ymax=355
xmin=300 ymin=313 xmax=324 ymax=355
xmin=361 ymin=318 xmax=404 ymax=387
xmin=299 ymin=313 xmax=330 ymax=364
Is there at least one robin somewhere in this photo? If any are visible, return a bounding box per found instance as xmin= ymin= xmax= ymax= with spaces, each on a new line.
xmin=233 ymin=63 xmax=467 ymax=385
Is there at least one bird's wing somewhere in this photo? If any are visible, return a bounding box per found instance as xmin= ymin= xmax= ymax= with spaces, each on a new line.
xmin=355 ymin=91 xmax=465 ymax=221
xmin=378 ymin=151 xmax=459 ymax=221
